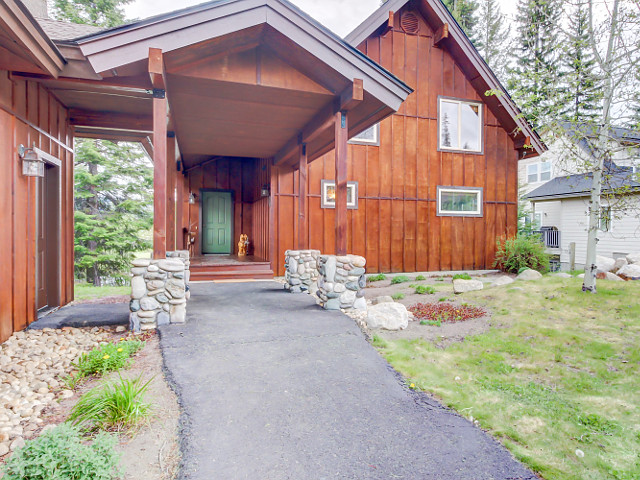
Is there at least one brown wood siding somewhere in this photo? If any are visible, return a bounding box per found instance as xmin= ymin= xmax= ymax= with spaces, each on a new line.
xmin=271 ymin=6 xmax=519 ymax=275
xmin=0 ymin=70 xmax=74 ymax=342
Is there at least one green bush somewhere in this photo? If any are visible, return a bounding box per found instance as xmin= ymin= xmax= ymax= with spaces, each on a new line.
xmin=494 ymin=235 xmax=550 ymax=274
xmin=415 ymin=275 xmax=426 ymax=281
xmin=74 ymin=339 xmax=144 ymax=379
xmin=391 ymin=293 xmax=405 ymax=300
xmin=415 ymin=285 xmax=436 ymax=295
xmin=1 ymin=424 xmax=120 ymax=480
xmin=391 ymin=275 xmax=410 ymax=285
xmin=452 ymin=273 xmax=472 ymax=280
xmin=367 ymin=273 xmax=387 ymax=282
xmin=69 ymin=374 xmax=153 ymax=432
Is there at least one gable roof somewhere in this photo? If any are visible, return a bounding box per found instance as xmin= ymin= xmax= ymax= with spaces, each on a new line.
xmin=345 ymin=0 xmax=545 ymax=157
xmin=560 ymin=122 xmax=640 ymax=158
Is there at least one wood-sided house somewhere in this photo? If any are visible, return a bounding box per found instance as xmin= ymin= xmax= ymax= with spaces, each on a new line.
xmin=0 ymin=0 xmax=542 ymax=341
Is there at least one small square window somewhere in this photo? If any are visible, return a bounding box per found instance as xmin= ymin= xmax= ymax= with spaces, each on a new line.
xmin=540 ymin=162 xmax=551 ymax=181
xmin=438 ymin=98 xmax=483 ymax=153
xmin=349 ymin=124 xmax=379 ymax=146
xmin=600 ymin=206 xmax=611 ymax=232
xmin=321 ymin=180 xmax=358 ymax=209
xmin=437 ymin=186 xmax=483 ymax=217
xmin=527 ymin=164 xmax=539 ymax=183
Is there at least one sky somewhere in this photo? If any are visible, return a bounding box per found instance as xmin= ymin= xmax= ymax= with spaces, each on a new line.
xmin=124 ymin=0 xmax=519 ymax=38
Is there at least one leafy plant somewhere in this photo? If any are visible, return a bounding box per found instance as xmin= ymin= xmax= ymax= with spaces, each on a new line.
xmin=452 ymin=273 xmax=472 ymax=280
xmin=415 ymin=275 xmax=426 ymax=281
xmin=69 ymin=374 xmax=153 ymax=432
xmin=408 ymin=302 xmax=486 ymax=323
xmin=420 ymin=319 xmax=442 ymax=327
xmin=391 ymin=293 xmax=405 ymax=300
xmin=438 ymin=297 xmax=449 ymax=302
xmin=391 ymin=275 xmax=410 ymax=285
xmin=494 ymin=234 xmax=550 ymax=274
xmin=415 ymin=285 xmax=436 ymax=295
xmin=73 ymin=339 xmax=144 ymax=380
xmin=1 ymin=424 xmax=120 ymax=480
xmin=367 ymin=273 xmax=387 ymax=282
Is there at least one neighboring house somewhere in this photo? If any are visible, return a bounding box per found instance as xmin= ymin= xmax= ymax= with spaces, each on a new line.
xmin=0 ymin=0 xmax=543 ymax=341
xmin=521 ymin=127 xmax=640 ymax=269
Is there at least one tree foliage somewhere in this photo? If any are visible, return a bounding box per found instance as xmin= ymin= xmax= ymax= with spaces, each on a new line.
xmin=475 ymin=0 xmax=511 ymax=81
xmin=52 ymin=0 xmax=133 ymax=28
xmin=442 ymin=0 xmax=479 ymax=41
xmin=74 ymin=140 xmax=153 ymax=286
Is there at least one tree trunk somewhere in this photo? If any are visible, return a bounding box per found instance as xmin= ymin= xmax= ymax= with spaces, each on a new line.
xmin=88 ymin=144 xmax=100 ymax=287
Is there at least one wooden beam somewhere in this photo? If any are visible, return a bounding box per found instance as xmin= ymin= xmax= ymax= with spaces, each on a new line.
xmin=176 ymin=161 xmax=185 ymax=249
xmin=151 ymin=49 xmax=168 ymax=259
xmin=514 ymin=136 xmax=532 ymax=150
xmin=382 ymin=11 xmax=394 ymax=35
xmin=148 ymin=47 xmax=166 ymax=90
xmin=140 ymin=136 xmax=154 ymax=160
xmin=339 ymin=78 xmax=363 ymax=111
xmin=167 ymin=133 xmax=176 ymax=252
xmin=297 ymin=142 xmax=308 ymax=250
xmin=69 ymin=108 xmax=153 ymax=131
xmin=434 ymin=23 xmax=449 ymax=47
xmin=335 ymin=110 xmax=348 ymax=256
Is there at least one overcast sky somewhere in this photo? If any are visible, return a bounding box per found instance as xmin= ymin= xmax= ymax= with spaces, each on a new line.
xmin=124 ymin=0 xmax=518 ymax=38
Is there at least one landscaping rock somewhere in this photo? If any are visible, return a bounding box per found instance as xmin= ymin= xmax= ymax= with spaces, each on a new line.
xmin=596 ymin=255 xmax=616 ymax=273
xmin=131 ymin=276 xmax=146 ymax=299
xmin=372 ymin=296 xmax=394 ymax=305
xmin=553 ymin=272 xmax=573 ymax=278
xmin=516 ymin=269 xmax=543 ymax=281
xmin=613 ymin=258 xmax=628 ymax=272
xmin=626 ymin=252 xmax=640 ymax=264
xmin=596 ymin=271 xmax=623 ymax=281
xmin=617 ymin=263 xmax=640 ymax=280
xmin=577 ymin=273 xmax=585 ymax=279
xmin=453 ymin=279 xmax=484 ymax=294
xmin=139 ymin=297 xmax=161 ymax=311
xmin=490 ymin=276 xmax=514 ymax=287
xmin=366 ymin=303 xmax=409 ymax=330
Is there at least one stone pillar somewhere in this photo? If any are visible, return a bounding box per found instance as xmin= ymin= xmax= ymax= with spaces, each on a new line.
xmin=316 ymin=254 xmax=367 ymax=311
xmin=284 ymin=249 xmax=320 ymax=294
xmin=129 ymin=257 xmax=187 ymax=332
xmin=166 ymin=250 xmax=191 ymax=300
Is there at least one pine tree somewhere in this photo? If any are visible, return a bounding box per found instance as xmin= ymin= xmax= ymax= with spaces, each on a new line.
xmin=442 ymin=0 xmax=479 ymax=42
xmin=507 ymin=0 xmax=563 ymax=129
xmin=442 ymin=112 xmax=452 ymax=147
xmin=475 ymin=0 xmax=511 ymax=81
xmin=561 ymin=0 xmax=601 ymax=122
xmin=52 ymin=0 xmax=132 ymax=28
xmin=74 ymin=140 xmax=153 ymax=286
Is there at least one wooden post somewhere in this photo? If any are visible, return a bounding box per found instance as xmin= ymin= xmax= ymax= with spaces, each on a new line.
xmin=166 ymin=133 xmax=176 ymax=252
xmin=150 ymin=48 xmax=167 ymax=259
xmin=298 ymin=142 xmax=307 ymax=250
xmin=569 ymin=242 xmax=576 ymax=272
xmin=176 ymin=167 xmax=185 ymax=250
xmin=335 ymin=110 xmax=348 ymax=255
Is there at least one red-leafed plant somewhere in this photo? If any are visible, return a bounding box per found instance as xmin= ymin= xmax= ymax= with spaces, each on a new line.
xmin=408 ymin=302 xmax=485 ymax=324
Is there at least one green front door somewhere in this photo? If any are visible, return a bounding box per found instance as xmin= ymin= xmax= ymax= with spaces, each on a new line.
xmin=202 ymin=191 xmax=232 ymax=254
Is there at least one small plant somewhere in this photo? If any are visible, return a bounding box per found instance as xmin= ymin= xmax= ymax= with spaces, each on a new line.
xmin=415 ymin=285 xmax=436 ymax=295
xmin=452 ymin=273 xmax=472 ymax=280
xmin=494 ymin=234 xmax=550 ymax=273
xmin=391 ymin=275 xmax=410 ymax=284
xmin=367 ymin=273 xmax=387 ymax=282
xmin=73 ymin=339 xmax=144 ymax=380
xmin=69 ymin=374 xmax=153 ymax=432
xmin=415 ymin=275 xmax=426 ymax=281
xmin=1 ymin=424 xmax=121 ymax=480
xmin=436 ymin=277 xmax=445 ymax=282
xmin=420 ymin=319 xmax=442 ymax=327
xmin=438 ymin=297 xmax=448 ymax=302
xmin=391 ymin=293 xmax=405 ymax=300
xmin=409 ymin=302 xmax=486 ymax=323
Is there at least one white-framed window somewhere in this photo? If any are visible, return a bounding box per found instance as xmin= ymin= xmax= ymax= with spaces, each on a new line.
xmin=599 ymin=206 xmax=611 ymax=232
xmin=438 ymin=97 xmax=483 ymax=153
xmin=527 ymin=162 xmax=552 ymax=183
xmin=321 ymin=180 xmax=358 ymax=209
xmin=437 ymin=186 xmax=483 ymax=217
xmin=349 ymin=124 xmax=379 ymax=146
xmin=525 ymin=212 xmax=542 ymax=230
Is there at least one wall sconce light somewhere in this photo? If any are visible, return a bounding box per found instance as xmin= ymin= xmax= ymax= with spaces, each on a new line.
xmin=188 ymin=192 xmax=197 ymax=204
xmin=18 ymin=145 xmax=44 ymax=177
xmin=260 ymin=185 xmax=270 ymax=197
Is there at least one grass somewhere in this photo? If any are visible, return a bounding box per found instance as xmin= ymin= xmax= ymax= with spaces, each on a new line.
xmin=414 ymin=285 xmax=436 ymax=295
xmin=373 ymin=276 xmax=640 ymax=480
xmin=391 ymin=275 xmax=411 ymax=285
xmin=367 ymin=273 xmax=387 ymax=282
xmin=391 ymin=293 xmax=405 ymax=300
xmin=452 ymin=273 xmax=472 ymax=280
xmin=75 ymin=283 xmax=130 ymax=301
xmin=67 ymin=339 xmax=145 ymax=387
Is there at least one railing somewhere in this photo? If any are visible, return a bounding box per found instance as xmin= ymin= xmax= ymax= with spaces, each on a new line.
xmin=534 ymin=229 xmax=561 ymax=249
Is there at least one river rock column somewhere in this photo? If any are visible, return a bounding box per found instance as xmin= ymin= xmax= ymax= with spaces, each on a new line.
xmin=166 ymin=250 xmax=191 ymax=300
xmin=284 ymin=249 xmax=320 ymax=294
xmin=316 ymin=254 xmax=367 ymax=311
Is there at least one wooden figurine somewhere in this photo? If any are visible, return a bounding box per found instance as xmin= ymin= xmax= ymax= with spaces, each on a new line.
xmin=238 ymin=234 xmax=249 ymax=256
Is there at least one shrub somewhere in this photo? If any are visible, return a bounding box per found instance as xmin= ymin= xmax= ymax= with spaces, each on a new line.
xmin=415 ymin=274 xmax=426 ymax=281
xmin=74 ymin=339 xmax=144 ymax=379
xmin=494 ymin=235 xmax=550 ymax=273
xmin=391 ymin=293 xmax=405 ymax=300
xmin=415 ymin=285 xmax=436 ymax=295
xmin=391 ymin=275 xmax=410 ymax=285
xmin=367 ymin=273 xmax=387 ymax=282
xmin=408 ymin=302 xmax=486 ymax=323
xmin=69 ymin=374 xmax=153 ymax=432
xmin=452 ymin=273 xmax=472 ymax=280
xmin=1 ymin=424 xmax=120 ymax=480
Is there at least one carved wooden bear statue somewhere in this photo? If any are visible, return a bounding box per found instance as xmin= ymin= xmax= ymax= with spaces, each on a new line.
xmin=238 ymin=234 xmax=249 ymax=256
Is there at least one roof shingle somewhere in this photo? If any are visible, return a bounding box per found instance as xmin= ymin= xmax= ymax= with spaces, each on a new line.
xmin=35 ymin=17 xmax=103 ymax=41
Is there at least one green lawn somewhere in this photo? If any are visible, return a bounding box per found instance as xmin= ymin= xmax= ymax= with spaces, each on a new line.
xmin=74 ymin=283 xmax=130 ymax=301
xmin=373 ymin=276 xmax=640 ymax=480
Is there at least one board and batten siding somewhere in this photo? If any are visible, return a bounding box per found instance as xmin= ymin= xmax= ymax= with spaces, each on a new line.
xmin=0 ymin=70 xmax=75 ymax=342
xmin=271 ymin=5 xmax=519 ymax=275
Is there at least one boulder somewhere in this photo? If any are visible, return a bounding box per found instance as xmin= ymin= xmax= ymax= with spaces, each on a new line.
xmin=617 ymin=263 xmax=640 ymax=280
xmin=596 ymin=255 xmax=616 ymax=273
xmin=453 ymin=279 xmax=484 ymax=293
xmin=577 ymin=273 xmax=585 ymax=279
xmin=596 ymin=271 xmax=623 ymax=282
xmin=490 ymin=276 xmax=514 ymax=288
xmin=613 ymin=258 xmax=628 ymax=272
xmin=139 ymin=296 xmax=161 ymax=311
xmin=626 ymin=252 xmax=640 ymax=265
xmin=371 ymin=295 xmax=394 ymax=305
xmin=553 ymin=272 xmax=572 ymax=278
xmin=516 ymin=269 xmax=543 ymax=281
xmin=353 ymin=297 xmax=367 ymax=311
xmin=366 ymin=303 xmax=409 ymax=330
xmin=131 ymin=276 xmax=146 ymax=299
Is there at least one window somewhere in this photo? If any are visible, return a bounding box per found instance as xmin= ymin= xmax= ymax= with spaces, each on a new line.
xmin=527 ymin=162 xmax=552 ymax=183
xmin=600 ymin=206 xmax=611 ymax=232
xmin=321 ymin=180 xmax=358 ymax=209
xmin=437 ymin=186 xmax=483 ymax=217
xmin=525 ymin=213 xmax=542 ymax=230
xmin=349 ymin=124 xmax=379 ymax=145
xmin=438 ymin=98 xmax=483 ymax=152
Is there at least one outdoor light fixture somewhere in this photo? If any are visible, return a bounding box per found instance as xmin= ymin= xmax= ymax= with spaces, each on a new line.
xmin=188 ymin=192 xmax=197 ymax=204
xmin=18 ymin=145 xmax=44 ymax=177
xmin=260 ymin=185 xmax=270 ymax=197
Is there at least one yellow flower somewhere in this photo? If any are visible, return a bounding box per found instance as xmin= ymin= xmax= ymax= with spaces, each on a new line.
xmin=117 ymin=348 xmax=123 ymax=352
xmin=410 ymin=383 xmax=415 ymax=389
xmin=103 ymin=355 xmax=110 ymax=360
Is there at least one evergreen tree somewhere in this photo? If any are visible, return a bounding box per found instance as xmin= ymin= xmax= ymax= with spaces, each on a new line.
xmin=52 ymin=0 xmax=132 ymax=28
xmin=561 ymin=0 xmax=601 ymax=122
xmin=475 ymin=0 xmax=511 ymax=81
xmin=442 ymin=0 xmax=479 ymax=42
xmin=441 ymin=112 xmax=452 ymax=147
xmin=507 ymin=0 xmax=563 ymax=129
xmin=74 ymin=140 xmax=153 ymax=286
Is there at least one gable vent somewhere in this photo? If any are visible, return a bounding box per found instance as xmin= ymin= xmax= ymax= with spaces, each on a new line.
xmin=400 ymin=12 xmax=419 ymax=34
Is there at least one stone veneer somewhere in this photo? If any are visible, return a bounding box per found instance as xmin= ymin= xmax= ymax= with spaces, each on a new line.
xmin=316 ymin=254 xmax=367 ymax=311
xmin=284 ymin=249 xmax=320 ymax=294
xmin=129 ymin=250 xmax=191 ymax=332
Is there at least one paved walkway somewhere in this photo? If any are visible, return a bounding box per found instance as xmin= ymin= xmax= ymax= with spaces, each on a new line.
xmin=159 ymin=282 xmax=535 ymax=480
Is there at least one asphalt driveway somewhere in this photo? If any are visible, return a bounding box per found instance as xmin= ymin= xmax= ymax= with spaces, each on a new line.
xmin=159 ymin=281 xmax=535 ymax=480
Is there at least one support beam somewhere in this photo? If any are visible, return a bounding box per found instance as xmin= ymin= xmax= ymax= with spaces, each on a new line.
xmin=514 ymin=136 xmax=532 ymax=150
xmin=167 ymin=133 xmax=176 ymax=252
xmin=148 ymin=47 xmax=166 ymax=90
xmin=335 ymin=110 xmax=348 ymax=256
xmin=297 ymin=142 xmax=308 ymax=250
xmin=382 ymin=11 xmax=394 ymax=35
xmin=176 ymin=163 xmax=185 ymax=250
xmin=434 ymin=23 xmax=449 ymax=47
xmin=69 ymin=109 xmax=152 ymax=131
xmin=151 ymin=49 xmax=168 ymax=259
